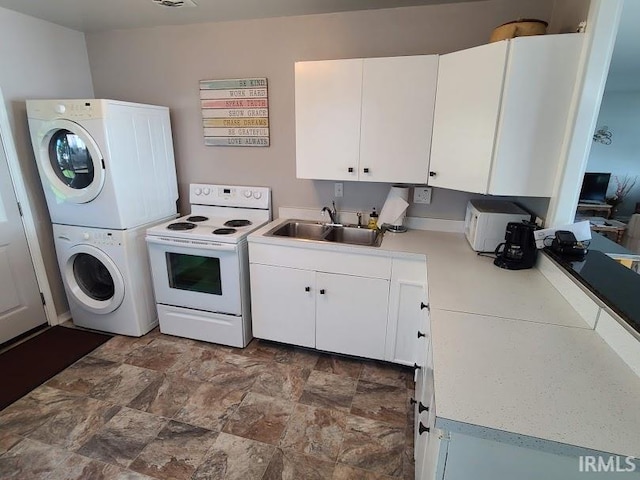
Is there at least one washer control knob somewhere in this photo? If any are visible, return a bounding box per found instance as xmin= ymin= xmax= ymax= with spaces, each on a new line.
xmin=203 ymin=187 xmax=211 ymax=195
xmin=253 ymin=191 xmax=262 ymax=199
xmin=243 ymin=190 xmax=252 ymax=198
xmin=55 ymin=104 xmax=66 ymax=114
xmin=194 ymin=187 xmax=202 ymax=196
xmin=83 ymin=233 xmax=90 ymax=240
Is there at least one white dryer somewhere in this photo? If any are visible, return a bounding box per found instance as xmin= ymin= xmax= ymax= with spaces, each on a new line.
xmin=27 ymin=99 xmax=178 ymax=230
xmin=53 ymin=219 xmax=170 ymax=336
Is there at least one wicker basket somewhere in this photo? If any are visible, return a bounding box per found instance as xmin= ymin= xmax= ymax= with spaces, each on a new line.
xmin=489 ymin=19 xmax=548 ymax=43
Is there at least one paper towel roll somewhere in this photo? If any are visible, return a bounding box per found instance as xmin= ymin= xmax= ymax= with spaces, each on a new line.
xmin=378 ymin=186 xmax=409 ymax=228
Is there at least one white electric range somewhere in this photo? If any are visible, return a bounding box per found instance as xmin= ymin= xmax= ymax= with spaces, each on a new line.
xmin=146 ymin=183 xmax=271 ymax=347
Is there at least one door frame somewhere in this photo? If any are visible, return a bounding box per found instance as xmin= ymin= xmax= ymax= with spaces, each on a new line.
xmin=0 ymin=86 xmax=56 ymax=326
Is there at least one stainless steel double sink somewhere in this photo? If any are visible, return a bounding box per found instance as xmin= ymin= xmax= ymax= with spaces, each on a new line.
xmin=265 ymin=220 xmax=383 ymax=247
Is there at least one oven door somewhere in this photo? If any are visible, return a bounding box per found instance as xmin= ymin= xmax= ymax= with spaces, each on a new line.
xmin=146 ymin=236 xmax=242 ymax=315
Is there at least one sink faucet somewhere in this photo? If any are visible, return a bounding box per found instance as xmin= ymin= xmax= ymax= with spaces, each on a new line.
xmin=321 ymin=201 xmax=339 ymax=225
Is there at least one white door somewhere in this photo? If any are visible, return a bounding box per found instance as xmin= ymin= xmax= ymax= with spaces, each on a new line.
xmin=360 ymin=55 xmax=439 ymax=184
xmin=0 ymin=134 xmax=47 ymax=344
xmin=315 ymin=272 xmax=389 ymax=360
xmin=295 ymin=59 xmax=363 ymax=181
xmin=250 ymin=264 xmax=316 ymax=348
xmin=428 ymin=41 xmax=508 ymax=193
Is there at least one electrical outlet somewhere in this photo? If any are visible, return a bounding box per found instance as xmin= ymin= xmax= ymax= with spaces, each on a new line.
xmin=334 ymin=183 xmax=343 ymax=198
xmin=413 ymin=187 xmax=432 ymax=204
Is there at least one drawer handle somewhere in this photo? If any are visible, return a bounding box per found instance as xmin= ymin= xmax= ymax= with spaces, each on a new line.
xmin=429 ymin=171 xmax=437 ymax=177
xmin=320 ymin=289 xmax=326 ymax=295
xmin=363 ymin=168 xmax=370 ymax=173
xmin=305 ymin=286 xmax=310 ymax=292
xmin=420 ymin=302 xmax=430 ymax=311
xmin=348 ymin=167 xmax=354 ymax=173
xmin=418 ymin=402 xmax=429 ymax=414
xmin=417 ymin=331 xmax=426 ymax=338
xmin=419 ymin=422 xmax=430 ymax=435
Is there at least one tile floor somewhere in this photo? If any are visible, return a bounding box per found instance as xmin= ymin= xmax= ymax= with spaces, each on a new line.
xmin=0 ymin=328 xmax=416 ymax=479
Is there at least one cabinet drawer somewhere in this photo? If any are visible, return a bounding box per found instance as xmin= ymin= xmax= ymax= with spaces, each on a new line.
xmin=249 ymin=242 xmax=391 ymax=279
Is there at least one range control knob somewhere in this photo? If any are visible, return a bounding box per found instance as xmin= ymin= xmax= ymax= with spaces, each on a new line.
xmin=194 ymin=187 xmax=202 ymax=196
xmin=55 ymin=104 xmax=66 ymax=114
xmin=243 ymin=190 xmax=252 ymax=198
xmin=253 ymin=191 xmax=262 ymax=199
xmin=203 ymin=187 xmax=211 ymax=195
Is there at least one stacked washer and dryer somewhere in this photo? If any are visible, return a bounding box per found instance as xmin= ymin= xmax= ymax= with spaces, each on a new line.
xmin=27 ymin=99 xmax=178 ymax=336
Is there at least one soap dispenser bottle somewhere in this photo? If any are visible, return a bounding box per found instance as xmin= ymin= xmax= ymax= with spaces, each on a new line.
xmin=367 ymin=208 xmax=379 ymax=230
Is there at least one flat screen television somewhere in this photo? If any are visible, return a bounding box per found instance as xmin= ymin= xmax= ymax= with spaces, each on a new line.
xmin=579 ymin=172 xmax=611 ymax=204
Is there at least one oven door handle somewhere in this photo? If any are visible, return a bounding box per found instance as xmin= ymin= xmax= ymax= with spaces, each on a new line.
xmin=145 ymin=235 xmax=238 ymax=252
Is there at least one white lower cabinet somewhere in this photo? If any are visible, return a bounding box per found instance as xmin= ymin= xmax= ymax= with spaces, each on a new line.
xmin=249 ymin=245 xmax=394 ymax=359
xmin=316 ymin=272 xmax=389 ymax=360
xmin=250 ymin=264 xmax=316 ymax=348
xmin=248 ymin=241 xmax=428 ymax=363
xmin=386 ymin=257 xmax=428 ymax=366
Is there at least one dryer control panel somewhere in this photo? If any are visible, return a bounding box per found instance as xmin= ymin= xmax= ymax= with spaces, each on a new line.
xmin=26 ymin=99 xmax=105 ymax=121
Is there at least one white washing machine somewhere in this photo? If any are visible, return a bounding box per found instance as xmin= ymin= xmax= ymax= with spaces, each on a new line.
xmin=53 ymin=219 xmax=170 ymax=336
xmin=27 ymin=99 xmax=178 ymax=230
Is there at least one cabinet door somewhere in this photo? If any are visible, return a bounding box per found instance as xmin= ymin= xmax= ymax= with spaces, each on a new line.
xmin=249 ymin=264 xmax=316 ymax=347
xmin=315 ymin=273 xmax=389 ymax=360
xmin=429 ymin=41 xmax=508 ymax=193
xmin=295 ymin=59 xmax=363 ymax=181
xmin=386 ymin=257 xmax=428 ymax=366
xmin=360 ymin=55 xmax=439 ymax=184
xmin=490 ymin=34 xmax=583 ymax=196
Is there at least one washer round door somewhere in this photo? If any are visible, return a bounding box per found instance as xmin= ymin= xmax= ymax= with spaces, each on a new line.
xmin=63 ymin=245 xmax=125 ymax=314
xmin=38 ymin=119 xmax=106 ymax=204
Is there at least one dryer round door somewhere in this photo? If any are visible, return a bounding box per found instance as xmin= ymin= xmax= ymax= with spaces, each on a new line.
xmin=63 ymin=245 xmax=125 ymax=314
xmin=38 ymin=119 xmax=106 ymax=204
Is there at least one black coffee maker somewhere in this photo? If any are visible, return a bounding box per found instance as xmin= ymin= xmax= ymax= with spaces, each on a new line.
xmin=494 ymin=221 xmax=538 ymax=270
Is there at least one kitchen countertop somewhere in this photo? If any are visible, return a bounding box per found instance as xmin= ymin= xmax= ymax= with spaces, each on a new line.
xmin=249 ymin=220 xmax=640 ymax=457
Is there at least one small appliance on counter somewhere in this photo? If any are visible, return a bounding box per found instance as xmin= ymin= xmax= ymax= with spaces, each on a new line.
xmin=494 ymin=221 xmax=539 ymax=270
xmin=465 ymin=200 xmax=531 ymax=252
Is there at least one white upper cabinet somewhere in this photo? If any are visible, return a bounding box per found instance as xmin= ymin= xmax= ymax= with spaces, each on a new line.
xmin=295 ymin=59 xmax=363 ymax=181
xmin=428 ymin=34 xmax=583 ymax=196
xmin=295 ymin=55 xmax=439 ymax=183
xmin=360 ymin=56 xmax=439 ymax=183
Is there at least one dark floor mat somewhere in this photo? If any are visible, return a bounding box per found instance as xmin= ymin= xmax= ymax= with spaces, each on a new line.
xmin=0 ymin=325 xmax=112 ymax=410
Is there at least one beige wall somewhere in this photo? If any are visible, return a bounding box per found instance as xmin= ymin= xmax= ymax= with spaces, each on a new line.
xmin=0 ymin=6 xmax=94 ymax=317
xmin=86 ymin=0 xmax=556 ymax=221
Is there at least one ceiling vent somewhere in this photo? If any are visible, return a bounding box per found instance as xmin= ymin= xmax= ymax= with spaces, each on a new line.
xmin=152 ymin=0 xmax=198 ymax=7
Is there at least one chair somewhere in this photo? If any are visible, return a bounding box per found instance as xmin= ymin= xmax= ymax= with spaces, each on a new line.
xmin=622 ymin=214 xmax=640 ymax=253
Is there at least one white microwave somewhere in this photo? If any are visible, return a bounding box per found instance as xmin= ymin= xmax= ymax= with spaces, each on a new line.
xmin=464 ymin=200 xmax=530 ymax=252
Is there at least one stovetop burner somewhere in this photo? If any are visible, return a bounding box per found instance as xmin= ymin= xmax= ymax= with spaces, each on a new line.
xmin=186 ymin=215 xmax=209 ymax=222
xmin=167 ymin=222 xmax=197 ymax=231
xmin=224 ymin=219 xmax=252 ymax=228
xmin=213 ymin=228 xmax=237 ymax=235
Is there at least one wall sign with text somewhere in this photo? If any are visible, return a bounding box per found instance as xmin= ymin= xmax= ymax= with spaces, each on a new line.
xmin=200 ymin=78 xmax=269 ymax=147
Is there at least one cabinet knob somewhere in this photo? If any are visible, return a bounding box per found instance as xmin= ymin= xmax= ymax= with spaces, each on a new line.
xmin=419 ymin=422 xmax=430 ymax=435
xmin=413 ymin=363 xmax=421 ymax=371
xmin=429 ymin=171 xmax=437 ymax=177
xmin=320 ymin=289 xmax=326 ymax=295
xmin=420 ymin=302 xmax=430 ymax=311
xmin=305 ymin=286 xmax=310 ymax=292
xmin=363 ymin=168 xmax=370 ymax=173
xmin=417 ymin=331 xmax=426 ymax=339
xmin=410 ymin=398 xmax=417 ymax=405
xmin=418 ymin=402 xmax=429 ymax=414
xmin=348 ymin=167 xmax=354 ymax=173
